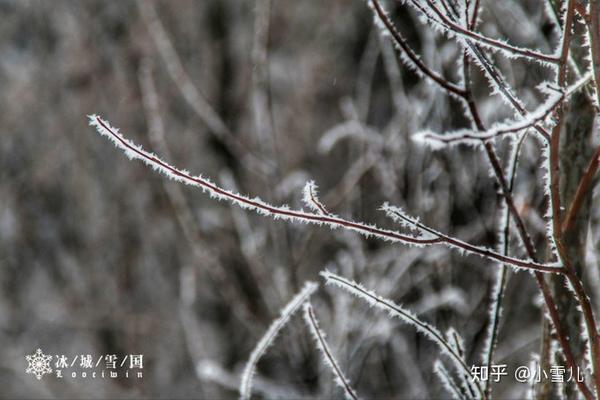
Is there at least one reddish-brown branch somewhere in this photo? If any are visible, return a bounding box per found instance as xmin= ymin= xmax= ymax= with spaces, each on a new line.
xmin=549 ymin=0 xmax=575 ymax=272
xmin=535 ymin=271 xmax=596 ymax=400
xmin=548 ymin=1 xmax=600 ymax=397
xmin=562 ymin=147 xmax=600 ymax=233
xmin=468 ymin=0 xmax=480 ymax=30
xmin=91 ymin=115 xmax=563 ymax=274
xmin=370 ymin=0 xmax=467 ymax=98
xmin=589 ymin=0 xmax=600 ymax=106
xmin=418 ymin=0 xmax=560 ymax=64
xmin=459 ymin=11 xmax=594 ymax=394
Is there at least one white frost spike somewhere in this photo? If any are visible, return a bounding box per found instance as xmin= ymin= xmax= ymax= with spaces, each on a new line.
xmin=321 ymin=270 xmax=485 ymax=399
xmin=303 ymin=303 xmax=360 ymax=400
xmin=239 ymin=281 xmax=318 ymax=400
xmin=303 ymin=181 xmax=331 ymax=216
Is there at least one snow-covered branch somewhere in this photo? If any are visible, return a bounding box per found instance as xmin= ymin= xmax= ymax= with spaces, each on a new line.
xmin=413 ymin=73 xmax=592 ymax=147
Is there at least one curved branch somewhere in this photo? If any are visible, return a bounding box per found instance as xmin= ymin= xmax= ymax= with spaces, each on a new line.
xmin=89 ymin=115 xmax=562 ymax=273
xmin=416 ymin=0 xmax=560 ymax=64
xmin=370 ymin=0 xmax=466 ymax=97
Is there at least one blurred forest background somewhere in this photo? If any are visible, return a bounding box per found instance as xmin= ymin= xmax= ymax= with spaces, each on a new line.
xmin=0 ymin=0 xmax=589 ymax=398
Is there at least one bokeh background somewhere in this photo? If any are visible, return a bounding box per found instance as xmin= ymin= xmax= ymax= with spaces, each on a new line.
xmin=0 ymin=0 xmax=584 ymax=398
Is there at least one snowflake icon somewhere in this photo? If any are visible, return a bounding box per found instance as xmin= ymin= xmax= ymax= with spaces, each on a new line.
xmin=25 ymin=349 xmax=53 ymax=380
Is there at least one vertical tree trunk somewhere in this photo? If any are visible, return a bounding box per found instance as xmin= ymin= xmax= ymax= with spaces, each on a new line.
xmin=552 ymin=90 xmax=595 ymax=399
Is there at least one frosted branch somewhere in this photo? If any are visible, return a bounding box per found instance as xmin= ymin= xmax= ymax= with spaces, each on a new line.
xmin=303 ymin=303 xmax=359 ymax=400
xmin=434 ymin=361 xmax=466 ymax=400
xmin=89 ymin=115 xmax=559 ymax=272
xmin=239 ymin=281 xmax=318 ymax=400
xmin=381 ymin=203 xmax=561 ymax=273
xmin=303 ymin=181 xmax=331 ymax=216
xmin=405 ymin=0 xmax=559 ymax=65
xmin=412 ymin=91 xmax=564 ymax=147
xmin=369 ymin=0 xmax=466 ymax=98
xmin=321 ymin=271 xmax=484 ymax=399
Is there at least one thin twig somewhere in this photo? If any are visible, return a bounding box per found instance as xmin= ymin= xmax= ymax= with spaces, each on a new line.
xmin=370 ymin=0 xmax=466 ymax=98
xmin=89 ymin=115 xmax=562 ymax=273
xmin=303 ymin=303 xmax=359 ymax=400
xmin=416 ymin=0 xmax=560 ymax=64
xmin=322 ymin=271 xmax=485 ymax=400
xmin=240 ymin=282 xmax=318 ymax=400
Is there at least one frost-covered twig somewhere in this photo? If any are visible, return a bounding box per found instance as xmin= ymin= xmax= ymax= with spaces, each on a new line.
xmin=321 ymin=271 xmax=484 ymax=400
xmin=303 ymin=181 xmax=331 ymax=216
xmin=88 ymin=115 xmax=561 ymax=273
xmin=406 ymin=0 xmax=559 ymax=65
xmin=412 ymin=88 xmax=568 ymax=147
xmin=381 ymin=203 xmax=559 ymax=273
xmin=239 ymin=282 xmax=318 ymax=400
xmin=434 ymin=361 xmax=466 ymax=400
xmin=302 ymin=303 xmax=359 ymax=400
xmin=369 ymin=0 xmax=466 ymax=98
xmin=480 ymin=134 xmax=523 ymax=398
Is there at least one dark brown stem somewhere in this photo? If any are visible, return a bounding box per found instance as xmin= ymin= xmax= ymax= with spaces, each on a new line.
xmin=370 ymin=0 xmax=467 ymax=98
xmin=562 ymin=147 xmax=600 ymax=233
xmin=418 ymin=0 xmax=560 ymax=64
xmin=468 ymin=0 xmax=480 ymax=30
xmin=547 ymin=1 xmax=600 ymax=397
xmin=459 ymin=5 xmax=594 ymax=393
xmin=589 ymin=0 xmax=600 ymax=107
xmin=535 ymin=271 xmax=595 ymax=400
